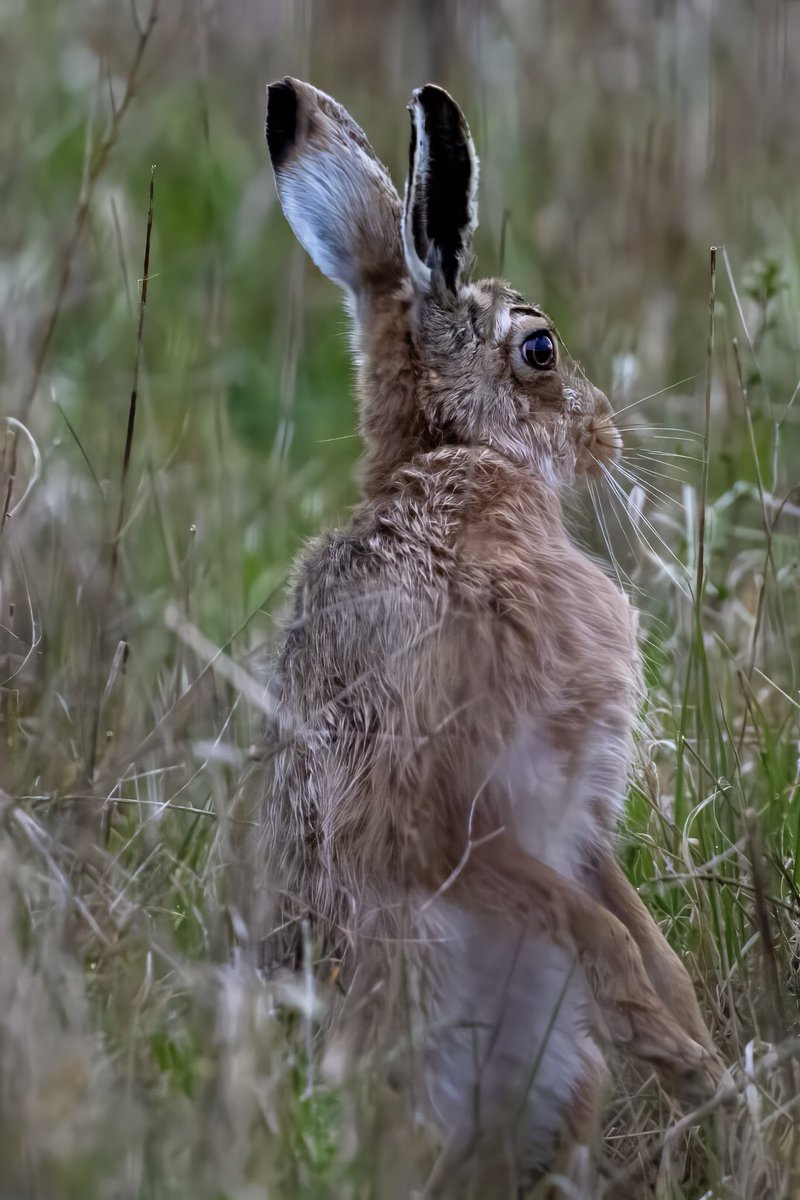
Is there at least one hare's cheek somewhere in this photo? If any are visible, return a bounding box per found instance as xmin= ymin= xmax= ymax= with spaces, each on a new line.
xmin=562 ymin=387 xmax=582 ymax=415
xmin=579 ymin=445 xmax=604 ymax=479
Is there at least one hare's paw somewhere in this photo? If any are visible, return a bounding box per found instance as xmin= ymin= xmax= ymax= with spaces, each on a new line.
xmin=603 ymin=993 xmax=722 ymax=1104
xmin=609 ymin=969 xmax=725 ymax=1103
xmin=587 ymin=954 xmax=720 ymax=1102
xmin=650 ymin=1041 xmax=728 ymax=1108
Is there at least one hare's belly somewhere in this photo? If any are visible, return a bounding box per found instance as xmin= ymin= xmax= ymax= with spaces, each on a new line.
xmin=416 ymin=722 xmax=623 ymax=1160
xmin=492 ymin=718 xmax=629 ymax=879
xmin=422 ymin=904 xmax=601 ymax=1168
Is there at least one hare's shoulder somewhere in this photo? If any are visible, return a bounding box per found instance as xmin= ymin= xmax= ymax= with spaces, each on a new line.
xmin=279 ymin=505 xmax=447 ymax=676
xmin=289 ymin=448 xmax=500 ymax=601
xmin=284 ymin=443 xmax=637 ymax=674
xmin=284 ymin=443 xmax=596 ymax=636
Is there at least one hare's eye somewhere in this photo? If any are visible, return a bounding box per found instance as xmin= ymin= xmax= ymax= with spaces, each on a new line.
xmin=521 ymin=332 xmax=556 ymax=370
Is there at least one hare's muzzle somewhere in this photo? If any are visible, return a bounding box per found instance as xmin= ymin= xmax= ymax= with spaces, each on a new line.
xmin=582 ymin=389 xmax=622 ymax=477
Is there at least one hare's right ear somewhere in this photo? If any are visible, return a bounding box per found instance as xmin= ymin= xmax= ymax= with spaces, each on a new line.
xmin=403 ymin=85 xmax=479 ymax=294
xmin=266 ymin=78 xmax=403 ymax=298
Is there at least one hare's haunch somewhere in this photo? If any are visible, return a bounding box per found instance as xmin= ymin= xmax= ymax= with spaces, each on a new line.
xmin=262 ymin=78 xmax=720 ymax=1191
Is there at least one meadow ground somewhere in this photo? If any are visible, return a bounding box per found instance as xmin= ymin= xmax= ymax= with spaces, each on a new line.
xmin=1 ymin=1 xmax=799 ymax=1196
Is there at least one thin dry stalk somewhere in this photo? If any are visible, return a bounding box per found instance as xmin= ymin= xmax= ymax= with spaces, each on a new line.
xmin=1 ymin=2 xmax=158 ymax=534
xmin=111 ymin=165 xmax=155 ymax=583
xmin=694 ymin=245 xmax=717 ymax=608
xmin=86 ymin=167 xmax=156 ymax=789
xmin=615 ymin=1040 xmax=800 ymax=1191
xmin=732 ymin=338 xmax=772 ymax=681
xmin=743 ymin=809 xmax=788 ymax=1048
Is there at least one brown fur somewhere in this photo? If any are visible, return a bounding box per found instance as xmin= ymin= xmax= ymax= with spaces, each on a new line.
xmin=261 ymin=78 xmax=721 ymax=1190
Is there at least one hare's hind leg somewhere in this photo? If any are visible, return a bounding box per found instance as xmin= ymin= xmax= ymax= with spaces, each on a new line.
xmin=415 ymin=1128 xmax=479 ymax=1199
xmin=527 ymin=1051 xmax=607 ymax=1200
xmin=588 ymin=853 xmax=721 ymax=1065
xmin=434 ymin=828 xmax=719 ymax=1105
xmin=418 ymin=1128 xmax=542 ymax=1199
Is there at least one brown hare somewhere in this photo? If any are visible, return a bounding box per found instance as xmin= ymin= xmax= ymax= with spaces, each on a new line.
xmin=262 ymin=78 xmax=720 ymax=1192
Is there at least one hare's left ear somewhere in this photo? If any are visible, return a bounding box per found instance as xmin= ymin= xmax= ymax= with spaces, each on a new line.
xmin=266 ymin=78 xmax=402 ymax=298
xmin=403 ymin=85 xmax=479 ymax=294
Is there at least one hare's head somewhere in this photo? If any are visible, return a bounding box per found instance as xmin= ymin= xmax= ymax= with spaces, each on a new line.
xmin=266 ymin=78 xmax=620 ymax=493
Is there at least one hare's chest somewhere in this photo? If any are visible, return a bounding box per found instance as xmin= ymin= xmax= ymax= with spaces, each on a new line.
xmin=489 ymin=718 xmax=629 ymax=879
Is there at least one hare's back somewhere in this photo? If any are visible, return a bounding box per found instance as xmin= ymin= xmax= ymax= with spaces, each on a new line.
xmin=279 ymin=522 xmax=447 ymax=720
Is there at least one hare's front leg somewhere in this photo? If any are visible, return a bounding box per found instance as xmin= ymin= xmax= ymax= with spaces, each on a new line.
xmin=436 ymin=829 xmax=719 ymax=1105
xmin=587 ymin=854 xmax=721 ymax=1064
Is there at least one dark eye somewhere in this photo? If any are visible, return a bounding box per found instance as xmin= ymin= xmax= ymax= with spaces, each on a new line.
xmin=521 ymin=332 xmax=556 ymax=370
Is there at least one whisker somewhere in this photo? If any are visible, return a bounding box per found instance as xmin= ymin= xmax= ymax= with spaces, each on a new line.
xmin=627 ymin=456 xmax=695 ymax=477
xmin=613 ymin=460 xmax=686 ymax=511
xmin=606 ymin=456 xmax=673 ymax=509
xmin=611 ymin=470 xmax=666 ymax=511
xmin=622 ymin=454 xmax=689 ymax=479
xmin=615 ymin=425 xmax=702 ymax=439
xmin=598 ymin=463 xmax=691 ymax=597
xmin=595 ymin=469 xmax=655 ymax=576
xmin=591 ymin=455 xmax=647 ymax=558
xmin=594 ymin=483 xmax=646 ymax=592
xmin=633 ymin=448 xmax=702 ymax=463
xmin=587 ymin=482 xmax=618 ymax=582
xmin=620 ymin=434 xmax=706 ymax=448
xmin=621 ymin=459 xmax=688 ymax=486
xmin=610 ymin=374 xmax=697 ymax=419
xmin=617 ymin=510 xmax=692 ymax=600
xmin=588 ymin=480 xmax=640 ymax=595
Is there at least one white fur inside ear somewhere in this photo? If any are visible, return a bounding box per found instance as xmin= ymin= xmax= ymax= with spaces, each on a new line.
xmin=277 ymin=147 xmax=392 ymax=293
xmin=401 ymin=201 xmax=432 ymax=290
xmin=402 ymin=100 xmax=432 ymax=291
xmin=465 ymin=138 xmax=479 ymax=243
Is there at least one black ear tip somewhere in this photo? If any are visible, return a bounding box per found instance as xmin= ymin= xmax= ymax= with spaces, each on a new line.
xmin=416 ymin=83 xmax=451 ymax=102
xmin=412 ymin=84 xmax=467 ymax=140
xmin=415 ymin=83 xmax=458 ymax=111
xmin=266 ymin=78 xmax=299 ymax=169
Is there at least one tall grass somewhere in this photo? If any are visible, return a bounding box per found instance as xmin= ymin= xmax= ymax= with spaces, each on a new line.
xmin=1 ymin=1 xmax=799 ymax=1196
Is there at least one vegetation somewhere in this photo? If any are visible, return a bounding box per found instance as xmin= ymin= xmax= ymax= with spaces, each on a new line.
xmin=1 ymin=1 xmax=798 ymax=1195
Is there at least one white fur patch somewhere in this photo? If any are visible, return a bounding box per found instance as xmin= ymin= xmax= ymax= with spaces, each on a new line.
xmin=562 ymin=386 xmax=582 ymax=414
xmin=413 ymin=718 xmax=628 ymax=1167
xmin=463 ymin=137 xmax=480 ymax=245
xmin=494 ymin=719 xmax=628 ymax=876
xmin=493 ymin=306 xmax=512 ymax=340
xmin=421 ymin=902 xmax=600 ymax=1169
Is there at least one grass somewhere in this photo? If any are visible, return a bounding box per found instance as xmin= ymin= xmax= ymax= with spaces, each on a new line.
xmin=1 ymin=1 xmax=799 ymax=1196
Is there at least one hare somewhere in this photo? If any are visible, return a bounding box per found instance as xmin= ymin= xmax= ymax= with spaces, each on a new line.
xmin=262 ymin=78 xmax=720 ymax=1190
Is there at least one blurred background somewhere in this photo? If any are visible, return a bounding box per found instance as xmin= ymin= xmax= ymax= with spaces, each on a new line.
xmin=1 ymin=1 xmax=799 ymax=1197
xmin=3 ymin=0 xmax=799 ymax=642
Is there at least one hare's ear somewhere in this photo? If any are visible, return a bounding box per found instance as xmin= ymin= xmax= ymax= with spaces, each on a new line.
xmin=266 ymin=78 xmax=402 ymax=297
xmin=403 ymin=85 xmax=479 ymax=294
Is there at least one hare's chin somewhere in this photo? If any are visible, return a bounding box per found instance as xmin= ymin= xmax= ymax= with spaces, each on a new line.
xmin=579 ymin=435 xmax=621 ymax=479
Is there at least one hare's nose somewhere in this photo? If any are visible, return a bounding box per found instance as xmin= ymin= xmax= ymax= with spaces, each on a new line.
xmin=589 ymin=415 xmax=622 ymax=461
